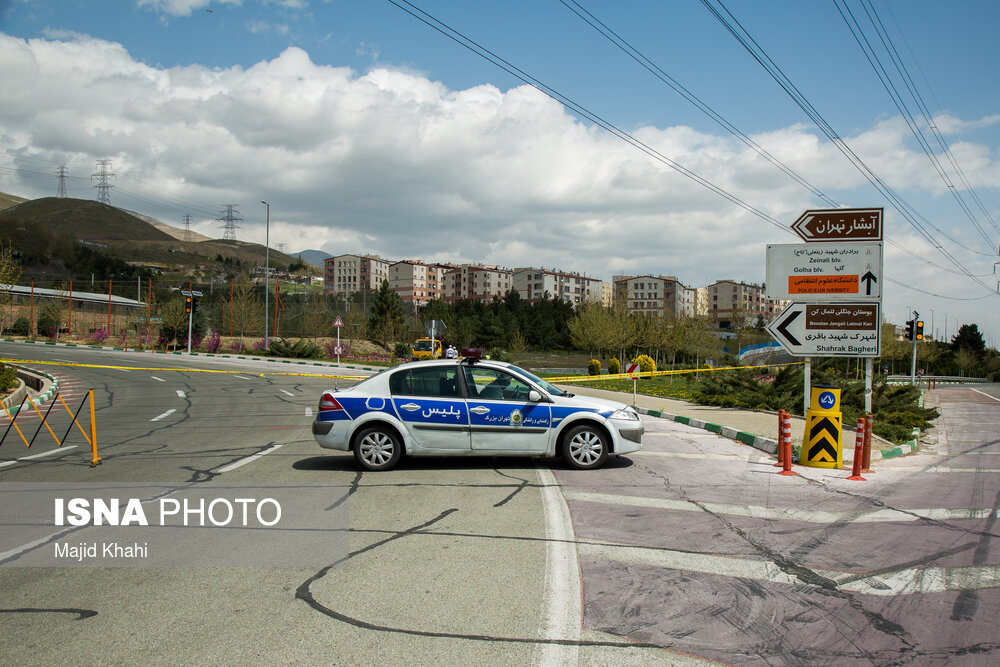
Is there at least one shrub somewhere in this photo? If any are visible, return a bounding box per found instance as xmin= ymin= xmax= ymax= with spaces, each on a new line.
xmin=632 ymin=354 xmax=656 ymax=374
xmin=588 ymin=359 xmax=602 ymax=376
xmin=266 ymin=338 xmax=322 ymax=359
xmin=0 ymin=364 xmax=17 ymax=392
xmin=91 ymin=328 xmax=110 ymax=344
xmin=608 ymin=357 xmax=621 ymax=375
xmin=324 ymin=341 xmax=349 ymax=358
xmin=487 ymin=348 xmax=512 ymax=363
xmin=8 ymin=317 xmax=30 ymax=336
xmin=36 ymin=302 xmax=61 ymax=337
xmin=393 ymin=342 xmax=411 ymax=360
xmin=205 ymin=328 xmax=222 ymax=353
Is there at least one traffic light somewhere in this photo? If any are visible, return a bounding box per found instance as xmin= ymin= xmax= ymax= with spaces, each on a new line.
xmin=185 ymin=296 xmax=193 ymax=314
xmin=191 ymin=298 xmax=199 ymax=314
xmin=915 ymin=320 xmax=924 ymax=341
xmin=905 ymin=319 xmax=914 ymax=340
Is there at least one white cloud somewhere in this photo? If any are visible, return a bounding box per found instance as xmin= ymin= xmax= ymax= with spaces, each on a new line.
xmin=1 ymin=32 xmax=999 ymax=340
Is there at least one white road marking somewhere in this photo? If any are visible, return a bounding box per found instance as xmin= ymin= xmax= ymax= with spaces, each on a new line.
xmin=0 ymin=446 xmax=78 ymax=468
xmin=304 ymin=407 xmax=313 ymax=417
xmin=232 ymin=375 xmax=251 ymax=380
xmin=216 ymin=444 xmax=283 ymax=473
xmin=579 ymin=541 xmax=1000 ymax=596
xmin=176 ymin=390 xmax=186 ymax=398
xmin=537 ymin=467 xmax=580 ymax=666
xmin=563 ymin=490 xmax=1000 ymax=523
xmin=151 ymin=376 xmax=165 ymax=382
xmin=969 ymin=387 xmax=1000 ymax=402
xmin=150 ymin=409 xmax=176 ymax=422
xmin=280 ymin=389 xmax=295 ymax=397
xmin=634 ymin=450 xmax=769 ymax=462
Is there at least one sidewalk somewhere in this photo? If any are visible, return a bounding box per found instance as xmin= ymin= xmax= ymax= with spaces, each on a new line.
xmin=564 ymin=384 xmax=923 ymax=462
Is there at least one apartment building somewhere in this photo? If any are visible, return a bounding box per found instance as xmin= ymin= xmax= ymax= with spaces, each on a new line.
xmin=512 ymin=268 xmax=602 ymax=306
xmin=323 ymin=254 xmax=391 ymax=296
xmin=389 ymin=261 xmax=446 ymax=306
xmin=442 ymin=264 xmax=513 ymax=303
xmin=612 ymin=275 xmax=696 ymax=318
xmin=708 ymin=279 xmax=785 ymax=328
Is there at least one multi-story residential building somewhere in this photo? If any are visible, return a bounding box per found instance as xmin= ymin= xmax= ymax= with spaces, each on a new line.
xmin=612 ymin=275 xmax=696 ymax=318
xmin=512 ymin=268 xmax=602 ymax=306
xmin=323 ymin=254 xmax=391 ymax=296
xmin=599 ymin=282 xmax=614 ymax=307
xmin=708 ymin=279 xmax=785 ymax=329
xmin=442 ymin=264 xmax=513 ymax=303
xmin=389 ymin=261 xmax=445 ymax=306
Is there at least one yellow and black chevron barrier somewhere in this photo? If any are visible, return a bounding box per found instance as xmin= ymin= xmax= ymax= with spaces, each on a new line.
xmin=801 ymin=384 xmax=843 ymax=469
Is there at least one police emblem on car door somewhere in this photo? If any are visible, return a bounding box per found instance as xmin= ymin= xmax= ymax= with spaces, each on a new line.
xmin=463 ymin=367 xmax=551 ymax=453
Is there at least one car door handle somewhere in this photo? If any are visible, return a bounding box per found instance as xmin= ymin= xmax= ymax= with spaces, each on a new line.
xmin=400 ymin=402 xmax=421 ymax=412
xmin=470 ymin=406 xmax=490 ymax=415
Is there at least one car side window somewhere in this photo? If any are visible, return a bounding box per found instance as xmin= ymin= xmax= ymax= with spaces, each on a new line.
xmin=463 ymin=367 xmax=532 ymax=401
xmin=390 ymin=366 xmax=460 ymax=398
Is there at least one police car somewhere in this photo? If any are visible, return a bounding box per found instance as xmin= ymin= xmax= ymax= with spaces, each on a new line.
xmin=312 ymin=350 xmax=643 ymax=471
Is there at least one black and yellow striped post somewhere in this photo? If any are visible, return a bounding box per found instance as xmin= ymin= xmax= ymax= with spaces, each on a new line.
xmin=801 ymin=384 xmax=842 ymax=468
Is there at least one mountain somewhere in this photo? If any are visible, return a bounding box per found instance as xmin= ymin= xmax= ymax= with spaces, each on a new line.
xmin=0 ymin=195 xmax=308 ymax=275
xmin=0 ymin=191 xmax=28 ymax=211
xmin=295 ymin=249 xmax=333 ymax=268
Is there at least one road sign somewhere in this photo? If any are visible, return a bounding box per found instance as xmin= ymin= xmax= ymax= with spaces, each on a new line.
xmin=766 ymin=302 xmax=881 ymax=357
xmin=625 ymin=363 xmax=640 ymax=375
xmin=766 ymin=242 xmax=882 ymax=301
xmin=791 ymin=208 xmax=882 ymax=242
xmin=332 ymin=316 xmax=344 ymax=327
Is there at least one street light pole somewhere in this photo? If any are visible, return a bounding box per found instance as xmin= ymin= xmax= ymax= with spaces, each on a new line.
xmin=261 ymin=200 xmax=270 ymax=350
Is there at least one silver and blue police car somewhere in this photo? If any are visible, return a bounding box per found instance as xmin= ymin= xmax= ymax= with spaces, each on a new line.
xmin=312 ymin=350 xmax=643 ymax=471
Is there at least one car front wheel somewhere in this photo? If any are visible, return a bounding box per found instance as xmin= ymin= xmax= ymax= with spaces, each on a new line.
xmin=353 ymin=426 xmax=402 ymax=471
xmin=562 ymin=424 xmax=609 ymax=470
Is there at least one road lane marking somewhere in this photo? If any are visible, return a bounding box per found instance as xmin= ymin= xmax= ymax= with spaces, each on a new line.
xmin=151 ymin=376 xmax=165 ymax=382
xmin=304 ymin=407 xmax=313 ymax=417
xmin=969 ymin=388 xmax=1000 ymax=402
xmin=216 ymin=444 xmax=283 ymax=473
xmin=280 ymin=389 xmax=295 ymax=397
xmin=634 ymin=450 xmax=769 ymax=462
xmin=563 ymin=490 xmax=1000 ymax=523
xmin=578 ymin=541 xmax=1000 ymax=596
xmin=232 ymin=375 xmax=251 ymax=380
xmin=0 ymin=446 xmax=78 ymax=468
xmin=151 ymin=409 xmax=176 ymax=422
xmin=176 ymin=390 xmax=186 ymax=398
xmin=537 ymin=467 xmax=581 ymax=665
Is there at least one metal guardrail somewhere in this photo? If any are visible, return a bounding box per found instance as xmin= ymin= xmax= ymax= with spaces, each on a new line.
xmin=886 ymin=375 xmax=993 ymax=384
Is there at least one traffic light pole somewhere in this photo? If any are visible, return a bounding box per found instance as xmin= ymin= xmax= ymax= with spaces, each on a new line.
xmin=187 ymin=305 xmax=194 ymax=355
xmin=910 ymin=310 xmax=919 ymax=385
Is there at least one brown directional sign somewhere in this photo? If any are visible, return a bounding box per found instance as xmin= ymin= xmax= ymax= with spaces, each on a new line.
xmin=791 ymin=208 xmax=883 ymax=242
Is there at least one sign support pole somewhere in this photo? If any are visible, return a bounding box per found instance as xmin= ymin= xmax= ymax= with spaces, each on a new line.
xmin=336 ymin=325 xmax=341 ymax=365
xmin=910 ymin=337 xmax=917 ymax=385
xmin=803 ymin=357 xmax=811 ymax=417
xmin=864 ymin=358 xmax=873 ymax=413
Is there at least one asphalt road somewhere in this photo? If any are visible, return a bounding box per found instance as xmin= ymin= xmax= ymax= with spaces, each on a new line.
xmin=1 ymin=342 xmax=998 ymax=665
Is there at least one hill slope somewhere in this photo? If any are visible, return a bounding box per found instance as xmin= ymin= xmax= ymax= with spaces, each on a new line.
xmin=0 ymin=197 xmax=175 ymax=241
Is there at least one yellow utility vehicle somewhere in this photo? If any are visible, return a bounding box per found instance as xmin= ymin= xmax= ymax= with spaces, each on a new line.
xmin=411 ymin=337 xmax=443 ymax=360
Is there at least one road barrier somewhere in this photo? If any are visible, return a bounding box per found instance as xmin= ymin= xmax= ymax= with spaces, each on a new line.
xmin=846 ymin=418 xmax=867 ymax=481
xmin=778 ymin=410 xmax=797 ymax=477
xmin=862 ymin=414 xmax=874 ymax=473
xmin=1 ymin=389 xmax=101 ymax=467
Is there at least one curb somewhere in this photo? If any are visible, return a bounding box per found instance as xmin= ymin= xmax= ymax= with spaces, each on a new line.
xmin=632 ymin=405 xmax=917 ymax=462
xmin=0 ymin=337 xmax=386 ymax=374
xmin=1 ymin=365 xmax=59 ymax=418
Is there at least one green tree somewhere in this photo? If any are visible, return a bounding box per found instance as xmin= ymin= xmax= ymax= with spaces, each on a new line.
xmin=368 ymin=279 xmax=405 ymax=350
xmin=0 ymin=241 xmax=22 ymax=332
xmin=952 ymin=323 xmax=986 ymax=356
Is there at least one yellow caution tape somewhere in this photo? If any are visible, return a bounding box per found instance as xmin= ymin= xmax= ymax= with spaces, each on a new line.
xmin=0 ymin=358 xmax=367 ymax=381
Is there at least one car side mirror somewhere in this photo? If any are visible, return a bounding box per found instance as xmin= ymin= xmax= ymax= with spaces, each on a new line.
xmin=528 ymin=390 xmax=544 ymax=403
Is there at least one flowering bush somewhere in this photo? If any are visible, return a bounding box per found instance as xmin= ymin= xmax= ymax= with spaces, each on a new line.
xmin=252 ymin=339 xmax=268 ymax=352
xmin=324 ymin=341 xmax=350 ymax=358
xmin=117 ymin=331 xmax=128 ymax=346
xmin=231 ymin=340 xmax=244 ymax=353
xmin=631 ymin=354 xmax=656 ymax=374
xmin=206 ymin=329 xmax=222 ymax=353
xmin=91 ymin=328 xmax=110 ymax=344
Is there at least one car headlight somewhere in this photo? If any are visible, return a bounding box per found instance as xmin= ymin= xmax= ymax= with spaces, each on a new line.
xmin=610 ymin=408 xmax=639 ymax=421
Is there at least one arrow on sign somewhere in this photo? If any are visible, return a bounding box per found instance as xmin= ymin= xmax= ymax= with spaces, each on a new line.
xmin=774 ymin=310 xmax=801 ymax=347
xmin=808 ymin=439 xmax=839 ymax=463
xmin=791 ymin=208 xmax=883 ymax=242
xmin=861 ymin=270 xmax=878 ymax=296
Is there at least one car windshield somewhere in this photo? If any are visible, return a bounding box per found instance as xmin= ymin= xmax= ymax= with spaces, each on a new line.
xmin=413 ymin=340 xmax=434 ymax=351
xmin=508 ymin=365 xmax=569 ymax=397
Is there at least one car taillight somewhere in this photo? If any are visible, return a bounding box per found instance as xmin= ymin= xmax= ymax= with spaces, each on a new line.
xmin=318 ymin=392 xmax=344 ymax=413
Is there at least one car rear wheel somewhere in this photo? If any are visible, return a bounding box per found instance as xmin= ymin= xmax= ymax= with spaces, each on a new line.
xmin=353 ymin=426 xmax=402 ymax=471
xmin=562 ymin=424 xmax=609 ymax=470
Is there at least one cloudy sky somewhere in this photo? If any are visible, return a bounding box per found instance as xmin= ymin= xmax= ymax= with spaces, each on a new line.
xmin=1 ymin=0 xmax=999 ymax=346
